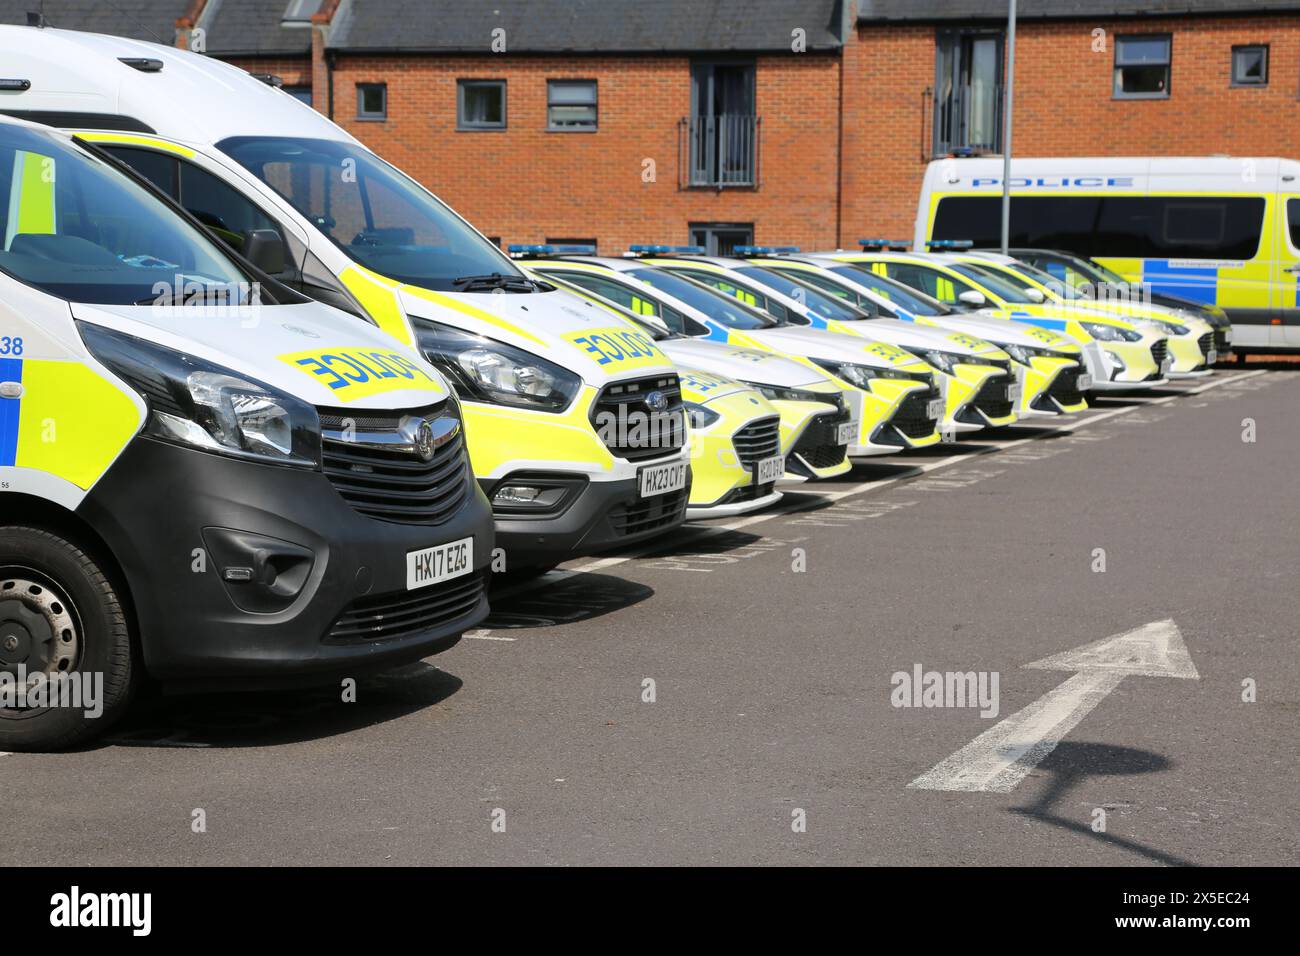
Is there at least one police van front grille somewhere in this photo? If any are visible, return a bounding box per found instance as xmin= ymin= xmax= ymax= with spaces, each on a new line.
xmin=590 ymin=375 xmax=686 ymax=462
xmin=731 ymin=416 xmax=781 ymax=468
xmin=609 ymin=489 xmax=688 ymax=537
xmin=325 ymin=571 xmax=486 ymax=645
xmin=318 ymin=402 xmax=468 ymax=525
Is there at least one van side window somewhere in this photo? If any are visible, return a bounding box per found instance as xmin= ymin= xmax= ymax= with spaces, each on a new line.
xmin=933 ymin=195 xmax=1265 ymax=260
xmin=102 ymin=146 xmax=289 ymax=269
xmin=1288 ymin=199 xmax=1300 ymax=251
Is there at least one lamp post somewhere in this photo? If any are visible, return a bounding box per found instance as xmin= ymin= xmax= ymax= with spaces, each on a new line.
xmin=1001 ymin=0 xmax=1017 ymax=254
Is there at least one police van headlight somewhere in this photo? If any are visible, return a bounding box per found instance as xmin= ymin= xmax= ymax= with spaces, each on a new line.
xmin=1080 ymin=321 xmax=1143 ymax=343
xmin=78 ymin=322 xmax=321 ymax=468
xmin=809 ymin=359 xmax=904 ymax=388
xmin=414 ymin=320 xmax=580 ymax=411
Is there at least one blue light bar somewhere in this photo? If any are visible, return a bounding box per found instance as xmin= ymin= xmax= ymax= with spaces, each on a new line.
xmin=628 ymin=244 xmax=706 ymax=255
xmin=734 ymin=245 xmax=801 ymax=256
xmin=925 ymin=239 xmax=975 ymax=249
xmin=857 ymin=239 xmax=911 ymax=250
xmin=506 ymin=243 xmax=597 ymax=256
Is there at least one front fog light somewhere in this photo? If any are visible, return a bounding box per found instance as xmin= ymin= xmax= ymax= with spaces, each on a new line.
xmin=490 ymin=478 xmax=578 ymax=515
xmin=494 ymin=485 xmax=544 ymax=506
xmin=1104 ymin=350 xmax=1127 ymax=374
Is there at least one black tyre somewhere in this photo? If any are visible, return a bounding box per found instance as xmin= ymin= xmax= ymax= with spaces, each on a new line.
xmin=0 ymin=528 xmax=136 ymax=751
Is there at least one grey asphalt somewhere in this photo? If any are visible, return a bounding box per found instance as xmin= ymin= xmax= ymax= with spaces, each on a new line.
xmin=3 ymin=367 xmax=1297 ymax=866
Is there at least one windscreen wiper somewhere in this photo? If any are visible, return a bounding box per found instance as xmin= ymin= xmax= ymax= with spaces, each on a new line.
xmin=451 ymin=272 xmax=541 ymax=293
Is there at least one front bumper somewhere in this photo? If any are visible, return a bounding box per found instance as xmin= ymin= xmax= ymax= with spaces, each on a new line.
xmin=947 ymin=365 xmax=1019 ymax=430
xmin=1017 ymin=356 xmax=1089 ymax=416
xmin=1167 ymin=331 xmax=1216 ymax=378
xmin=78 ymin=436 xmax=495 ymax=686
xmin=1081 ymin=338 xmax=1170 ymax=391
xmin=775 ymin=400 xmax=852 ymax=479
xmin=852 ymin=379 xmax=942 ymax=456
xmin=484 ymin=463 xmax=690 ymax=566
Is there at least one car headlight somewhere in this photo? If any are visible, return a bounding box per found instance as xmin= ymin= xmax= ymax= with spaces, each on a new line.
xmin=903 ymin=349 xmax=982 ymax=375
xmin=1003 ymin=343 xmax=1074 ymax=366
xmin=78 ymin=322 xmax=321 ymax=468
xmin=1146 ymin=320 xmax=1190 ymax=336
xmin=685 ymin=402 xmax=720 ymax=429
xmin=1080 ymin=321 xmax=1142 ymax=343
xmin=809 ymin=358 xmax=905 ymax=387
xmin=414 ymin=320 xmax=581 ymax=411
xmin=741 ymin=382 xmax=825 ymax=404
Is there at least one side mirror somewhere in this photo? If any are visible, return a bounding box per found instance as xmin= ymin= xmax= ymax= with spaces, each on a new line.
xmin=1024 ymin=287 xmax=1046 ymax=303
xmin=242 ymin=229 xmax=286 ymax=275
xmin=957 ymin=290 xmax=986 ymax=308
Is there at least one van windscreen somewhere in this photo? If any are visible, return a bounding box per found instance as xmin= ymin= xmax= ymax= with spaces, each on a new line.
xmin=218 ymin=136 xmax=522 ymax=291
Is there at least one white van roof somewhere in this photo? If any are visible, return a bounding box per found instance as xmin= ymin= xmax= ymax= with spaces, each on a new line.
xmin=0 ymin=24 xmax=357 ymax=147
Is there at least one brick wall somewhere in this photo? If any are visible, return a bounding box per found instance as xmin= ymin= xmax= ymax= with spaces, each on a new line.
xmin=323 ymin=52 xmax=843 ymax=254
xmin=847 ymin=14 xmax=1300 ymax=241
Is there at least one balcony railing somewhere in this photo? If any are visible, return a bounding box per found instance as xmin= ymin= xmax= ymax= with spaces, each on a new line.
xmin=933 ymin=84 xmax=1003 ymax=157
xmin=681 ymin=113 xmax=760 ymax=188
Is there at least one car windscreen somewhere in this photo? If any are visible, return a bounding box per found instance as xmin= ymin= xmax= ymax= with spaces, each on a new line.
xmin=0 ymin=125 xmax=250 ymax=305
xmin=218 ymin=135 xmax=522 ymax=291
xmin=828 ymin=264 xmax=949 ymax=316
xmin=627 ymin=267 xmax=777 ymax=329
xmin=733 ymin=266 xmax=864 ymax=321
xmin=948 ymin=263 xmax=1039 ymax=304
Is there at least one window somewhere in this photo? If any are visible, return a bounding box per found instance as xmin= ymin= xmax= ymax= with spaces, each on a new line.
xmin=547 ymin=81 xmax=597 ymax=131
xmin=458 ymin=80 xmax=506 ymax=130
xmin=932 ymin=195 xmax=1266 ymax=260
xmin=884 ymin=263 xmax=978 ymax=306
xmin=1114 ymin=35 xmax=1171 ymax=99
xmin=546 ymin=272 xmax=661 ymax=317
xmin=934 ymin=30 xmax=1003 ymax=156
xmin=688 ymin=63 xmax=757 ymax=186
xmin=103 ymin=146 xmax=287 ymax=266
xmin=356 ymin=83 xmax=386 ymax=120
xmin=689 ymin=222 xmax=753 ymax=256
xmin=284 ymin=85 xmax=313 ymax=106
xmin=282 ymin=0 xmax=323 ymax=24
xmin=1231 ymin=45 xmax=1268 ymax=86
xmin=1288 ymin=199 xmax=1300 ymax=250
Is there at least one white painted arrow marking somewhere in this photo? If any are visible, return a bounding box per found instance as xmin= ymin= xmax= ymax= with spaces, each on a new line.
xmin=909 ymin=620 xmax=1198 ymax=793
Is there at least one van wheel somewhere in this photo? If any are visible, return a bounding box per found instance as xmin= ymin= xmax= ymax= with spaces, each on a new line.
xmin=0 ymin=528 xmax=136 ymax=752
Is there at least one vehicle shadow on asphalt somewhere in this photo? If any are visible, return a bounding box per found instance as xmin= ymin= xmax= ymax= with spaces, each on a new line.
xmin=1008 ymin=741 xmax=1195 ymax=867
xmin=95 ymin=662 xmax=463 ymax=750
xmin=485 ymin=571 xmax=653 ymax=630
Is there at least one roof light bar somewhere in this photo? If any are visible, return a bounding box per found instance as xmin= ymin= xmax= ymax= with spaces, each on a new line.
xmin=733 ymin=245 xmax=801 ymax=256
xmin=506 ymin=243 xmax=597 ymax=257
xmin=857 ymin=239 xmax=911 ymax=250
xmin=627 ymin=244 xmax=705 ymax=256
xmin=925 ymin=239 xmax=975 ymax=249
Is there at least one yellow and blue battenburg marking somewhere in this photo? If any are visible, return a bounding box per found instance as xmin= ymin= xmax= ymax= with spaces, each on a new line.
xmin=279 ymin=347 xmax=445 ymax=402
xmin=0 ymin=356 xmax=21 ymax=467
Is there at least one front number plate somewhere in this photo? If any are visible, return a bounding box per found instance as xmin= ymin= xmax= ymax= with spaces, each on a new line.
xmin=639 ymin=461 xmax=688 ymax=498
xmin=407 ymin=537 xmax=474 ymax=591
xmin=926 ymin=398 xmax=945 ymax=420
xmin=1077 ymin=373 xmax=1093 ymax=390
xmin=755 ymin=455 xmax=785 ymax=484
xmin=835 ymin=422 xmax=856 ymax=445
xmin=1207 ymin=349 xmax=1218 ymax=365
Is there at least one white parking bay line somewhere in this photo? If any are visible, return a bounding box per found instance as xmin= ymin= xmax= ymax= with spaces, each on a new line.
xmin=496 ymin=370 xmax=1269 ymax=597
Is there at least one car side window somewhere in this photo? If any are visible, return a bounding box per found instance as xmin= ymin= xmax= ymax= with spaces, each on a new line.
xmin=552 ymin=272 xmax=660 ymax=316
xmin=886 ymin=264 xmax=972 ymax=304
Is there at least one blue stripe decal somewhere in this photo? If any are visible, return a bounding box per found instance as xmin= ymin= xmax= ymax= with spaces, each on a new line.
xmin=1141 ymin=260 xmax=1218 ymax=305
xmin=705 ymin=322 xmax=729 ymax=343
xmin=1011 ymin=312 xmax=1068 ymax=331
xmin=0 ymin=357 xmax=23 ymax=467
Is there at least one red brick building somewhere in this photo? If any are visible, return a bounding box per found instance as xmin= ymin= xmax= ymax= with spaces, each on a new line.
xmin=4 ymin=0 xmax=1299 ymax=252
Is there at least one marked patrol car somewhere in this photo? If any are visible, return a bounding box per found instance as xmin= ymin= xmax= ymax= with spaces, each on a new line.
xmin=518 ymin=253 xmax=946 ymax=456
xmin=827 ymin=246 xmax=1171 ymax=391
xmin=0 ymin=25 xmax=692 ymax=570
xmin=916 ymin=155 xmax=1300 ymax=354
xmin=746 ymin=250 xmax=1089 ymax=417
xmin=632 ymin=248 xmax=1024 ymax=432
xmin=0 ymin=115 xmax=493 ymax=750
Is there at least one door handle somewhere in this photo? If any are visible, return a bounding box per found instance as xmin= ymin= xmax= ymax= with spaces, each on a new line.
xmin=1285 ymin=265 xmax=1300 ymax=273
